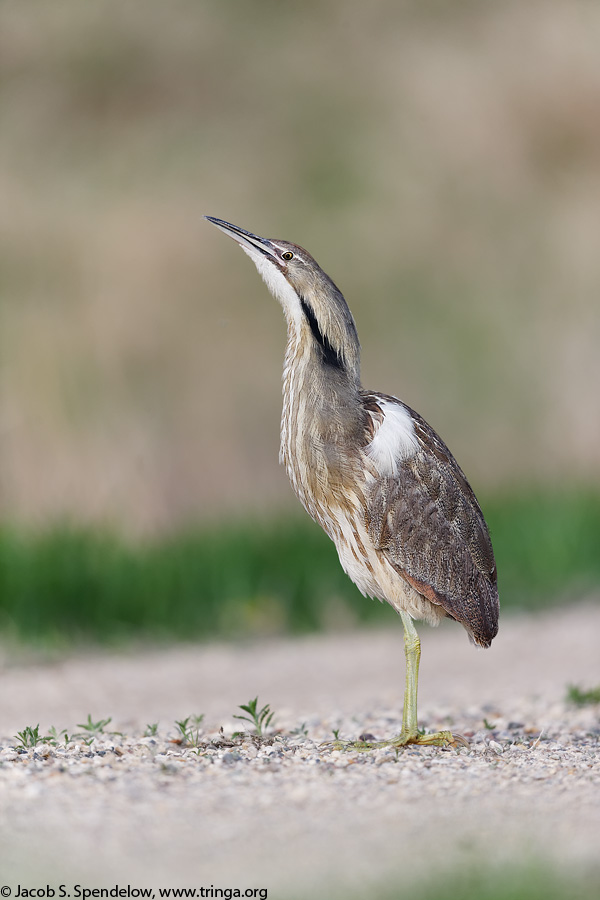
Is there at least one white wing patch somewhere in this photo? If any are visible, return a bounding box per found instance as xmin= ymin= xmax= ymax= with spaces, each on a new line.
xmin=365 ymin=398 xmax=419 ymax=476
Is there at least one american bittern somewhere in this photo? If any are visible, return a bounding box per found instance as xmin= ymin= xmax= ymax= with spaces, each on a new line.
xmin=205 ymin=216 xmax=499 ymax=749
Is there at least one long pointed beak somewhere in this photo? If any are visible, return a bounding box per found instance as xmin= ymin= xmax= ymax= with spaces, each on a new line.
xmin=204 ymin=216 xmax=278 ymax=261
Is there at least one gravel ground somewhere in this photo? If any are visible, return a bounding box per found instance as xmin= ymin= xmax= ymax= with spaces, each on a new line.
xmin=0 ymin=602 xmax=599 ymax=896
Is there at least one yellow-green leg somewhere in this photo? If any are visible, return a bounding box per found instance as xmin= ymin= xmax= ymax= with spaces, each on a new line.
xmin=324 ymin=611 xmax=468 ymax=751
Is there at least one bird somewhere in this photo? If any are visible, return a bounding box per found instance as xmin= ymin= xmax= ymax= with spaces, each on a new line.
xmin=205 ymin=215 xmax=499 ymax=749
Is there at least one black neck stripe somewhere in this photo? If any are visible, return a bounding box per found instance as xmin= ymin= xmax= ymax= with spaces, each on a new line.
xmin=300 ymin=298 xmax=345 ymax=371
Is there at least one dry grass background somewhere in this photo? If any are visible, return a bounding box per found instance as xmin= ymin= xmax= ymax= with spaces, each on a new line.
xmin=1 ymin=0 xmax=600 ymax=533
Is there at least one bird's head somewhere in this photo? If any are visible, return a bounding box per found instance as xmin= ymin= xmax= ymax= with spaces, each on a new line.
xmin=205 ymin=216 xmax=360 ymax=382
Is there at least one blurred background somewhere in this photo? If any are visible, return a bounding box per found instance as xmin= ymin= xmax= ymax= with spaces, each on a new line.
xmin=1 ymin=0 xmax=599 ymax=644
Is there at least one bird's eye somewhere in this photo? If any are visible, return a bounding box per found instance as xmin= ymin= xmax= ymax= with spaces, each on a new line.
xmin=281 ymin=251 xmax=294 ymax=261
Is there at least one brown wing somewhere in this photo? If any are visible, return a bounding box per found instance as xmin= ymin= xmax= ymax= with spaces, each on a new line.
xmin=363 ymin=392 xmax=499 ymax=647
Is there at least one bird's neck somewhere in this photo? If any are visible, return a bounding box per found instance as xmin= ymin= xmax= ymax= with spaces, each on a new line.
xmin=280 ymin=322 xmax=364 ymax=523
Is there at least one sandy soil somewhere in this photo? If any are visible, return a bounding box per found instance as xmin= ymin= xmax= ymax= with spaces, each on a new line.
xmin=0 ymin=602 xmax=599 ymax=896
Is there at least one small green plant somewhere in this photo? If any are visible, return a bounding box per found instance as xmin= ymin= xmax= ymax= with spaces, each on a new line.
xmin=46 ymin=726 xmax=70 ymax=746
xmin=331 ymin=728 xmax=341 ymax=741
xmin=291 ymin=722 xmax=309 ymax=738
xmin=15 ymin=724 xmax=44 ymax=749
xmin=76 ymin=714 xmax=113 ymax=735
xmin=566 ymin=684 xmax=600 ymax=707
xmin=144 ymin=723 xmax=159 ymax=737
xmin=483 ymin=718 xmax=496 ymax=730
xmin=233 ymin=697 xmax=275 ymax=737
xmin=73 ymin=714 xmax=119 ymax=744
xmin=14 ymin=724 xmax=72 ymax=749
xmin=174 ymin=714 xmax=205 ymax=747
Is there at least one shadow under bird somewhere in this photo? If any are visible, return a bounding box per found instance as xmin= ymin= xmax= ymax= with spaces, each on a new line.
xmin=205 ymin=215 xmax=499 ymax=749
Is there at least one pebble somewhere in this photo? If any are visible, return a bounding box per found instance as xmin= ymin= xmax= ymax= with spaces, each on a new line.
xmin=1 ymin=749 xmax=19 ymax=762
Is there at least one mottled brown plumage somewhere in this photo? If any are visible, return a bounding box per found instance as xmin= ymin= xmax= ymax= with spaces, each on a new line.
xmin=205 ymin=215 xmax=499 ymax=749
xmin=362 ymin=393 xmax=498 ymax=647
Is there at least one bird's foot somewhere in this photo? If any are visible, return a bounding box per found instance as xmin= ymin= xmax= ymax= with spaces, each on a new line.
xmin=322 ymin=729 xmax=468 ymax=752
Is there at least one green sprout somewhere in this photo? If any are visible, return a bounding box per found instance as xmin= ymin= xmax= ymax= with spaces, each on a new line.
xmin=46 ymin=726 xmax=70 ymax=746
xmin=566 ymin=684 xmax=600 ymax=707
xmin=15 ymin=724 xmax=44 ymax=749
xmin=73 ymin=714 xmax=120 ymax=745
xmin=233 ymin=697 xmax=275 ymax=737
xmin=291 ymin=722 xmax=309 ymax=738
xmin=174 ymin=715 xmax=205 ymax=747
xmin=76 ymin=714 xmax=113 ymax=736
xmin=14 ymin=724 xmax=71 ymax=749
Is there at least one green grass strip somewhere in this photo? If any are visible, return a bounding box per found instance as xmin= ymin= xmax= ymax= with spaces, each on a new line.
xmin=0 ymin=488 xmax=598 ymax=646
xmin=301 ymin=862 xmax=600 ymax=900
